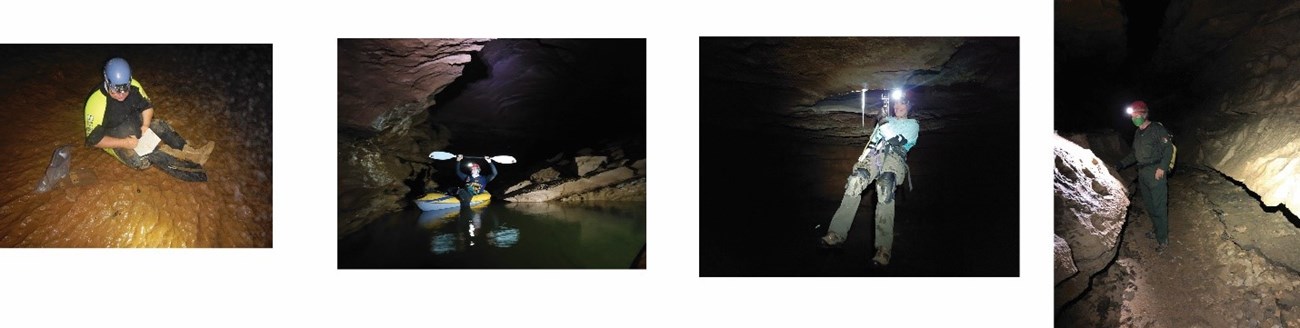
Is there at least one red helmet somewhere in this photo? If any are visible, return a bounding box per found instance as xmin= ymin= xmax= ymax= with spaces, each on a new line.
xmin=1127 ymin=100 xmax=1148 ymax=114
xmin=467 ymin=162 xmax=480 ymax=170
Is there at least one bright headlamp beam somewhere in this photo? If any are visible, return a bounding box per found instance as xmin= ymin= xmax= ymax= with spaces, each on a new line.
xmin=891 ymin=89 xmax=903 ymax=101
xmin=1125 ymin=106 xmax=1133 ymax=115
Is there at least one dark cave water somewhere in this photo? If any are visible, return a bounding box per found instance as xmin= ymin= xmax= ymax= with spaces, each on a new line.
xmin=0 ymin=45 xmax=272 ymax=247
xmin=339 ymin=201 xmax=646 ymax=269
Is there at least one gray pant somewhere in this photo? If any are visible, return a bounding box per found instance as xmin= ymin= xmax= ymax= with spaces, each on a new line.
xmin=827 ymin=153 xmax=906 ymax=250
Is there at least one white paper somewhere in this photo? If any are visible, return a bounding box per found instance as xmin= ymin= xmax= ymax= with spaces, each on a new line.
xmin=134 ymin=128 xmax=162 ymax=156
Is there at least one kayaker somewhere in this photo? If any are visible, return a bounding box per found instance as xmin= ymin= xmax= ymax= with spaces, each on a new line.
xmin=819 ymin=89 xmax=919 ymax=267
xmin=455 ymin=154 xmax=497 ymax=206
xmin=84 ymin=57 xmax=214 ymax=181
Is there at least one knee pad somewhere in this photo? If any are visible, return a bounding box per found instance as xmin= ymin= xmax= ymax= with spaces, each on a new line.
xmin=877 ymin=172 xmax=896 ymax=203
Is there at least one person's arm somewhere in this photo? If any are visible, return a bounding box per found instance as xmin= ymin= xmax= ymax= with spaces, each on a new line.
xmin=455 ymin=158 xmax=468 ymax=181
xmin=95 ymin=135 xmax=139 ymax=149
xmin=1135 ymin=125 xmax=1171 ymax=167
xmin=1118 ymin=151 xmax=1136 ymax=169
xmin=484 ymin=160 xmax=498 ymax=182
xmin=901 ymin=120 xmax=919 ymax=152
xmin=140 ymin=107 xmax=153 ymax=133
xmin=859 ymin=125 xmax=885 ymax=162
xmin=85 ymin=125 xmax=138 ymax=149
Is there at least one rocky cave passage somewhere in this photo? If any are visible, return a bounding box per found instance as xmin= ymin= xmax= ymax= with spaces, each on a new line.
xmin=1056 ymin=0 xmax=1300 ymax=326
xmin=337 ymin=39 xmax=646 ymax=243
xmin=699 ymin=37 xmax=1020 ymax=276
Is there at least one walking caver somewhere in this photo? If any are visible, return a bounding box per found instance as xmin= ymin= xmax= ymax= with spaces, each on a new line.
xmin=820 ymin=89 xmax=919 ymax=266
xmin=1115 ymin=100 xmax=1176 ymax=253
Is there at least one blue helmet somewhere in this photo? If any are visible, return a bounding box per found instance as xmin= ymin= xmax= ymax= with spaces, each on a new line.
xmin=104 ymin=58 xmax=131 ymax=93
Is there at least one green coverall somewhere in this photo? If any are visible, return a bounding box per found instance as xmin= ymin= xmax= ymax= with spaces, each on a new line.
xmin=1118 ymin=121 xmax=1175 ymax=245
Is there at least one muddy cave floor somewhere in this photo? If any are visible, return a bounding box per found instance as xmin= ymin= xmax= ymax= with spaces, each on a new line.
xmin=0 ymin=46 xmax=272 ymax=247
xmin=1061 ymin=168 xmax=1300 ymax=327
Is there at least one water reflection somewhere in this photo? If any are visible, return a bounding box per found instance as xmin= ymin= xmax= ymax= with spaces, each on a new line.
xmin=424 ymin=207 xmax=520 ymax=255
xmin=339 ymin=201 xmax=645 ymax=269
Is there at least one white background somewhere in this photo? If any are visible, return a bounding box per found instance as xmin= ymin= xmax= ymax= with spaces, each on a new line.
xmin=1 ymin=0 xmax=1052 ymax=326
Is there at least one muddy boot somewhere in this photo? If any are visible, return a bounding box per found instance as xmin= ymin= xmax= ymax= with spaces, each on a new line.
xmin=872 ymin=248 xmax=891 ymax=267
xmin=186 ymin=141 xmax=215 ymax=165
xmin=158 ymin=141 xmax=215 ymax=166
xmin=819 ymin=232 xmax=845 ymax=249
xmin=1156 ymin=241 xmax=1167 ymax=254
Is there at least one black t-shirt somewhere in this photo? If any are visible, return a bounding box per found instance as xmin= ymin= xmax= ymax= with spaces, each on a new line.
xmin=85 ymin=84 xmax=151 ymax=147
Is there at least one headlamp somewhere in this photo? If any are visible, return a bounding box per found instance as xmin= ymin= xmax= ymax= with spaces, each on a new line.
xmin=1125 ymin=106 xmax=1133 ymax=115
xmin=107 ymin=83 xmax=130 ymax=95
xmin=891 ymin=89 xmax=903 ymax=101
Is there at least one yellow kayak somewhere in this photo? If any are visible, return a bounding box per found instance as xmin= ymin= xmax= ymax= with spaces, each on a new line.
xmin=415 ymin=191 xmax=490 ymax=211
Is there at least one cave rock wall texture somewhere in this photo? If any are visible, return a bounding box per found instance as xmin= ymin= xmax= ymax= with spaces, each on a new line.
xmin=1161 ymin=0 xmax=1300 ymax=208
xmin=337 ymin=39 xmax=489 ymax=237
xmin=700 ymin=37 xmax=1018 ymax=141
xmin=1054 ymin=134 xmax=1130 ymax=311
xmin=338 ymin=38 xmax=490 ymax=133
xmin=1058 ymin=0 xmax=1300 ymax=208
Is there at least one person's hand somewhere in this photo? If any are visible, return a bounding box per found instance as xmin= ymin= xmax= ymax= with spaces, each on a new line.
xmin=124 ymin=136 xmax=139 ymax=149
xmin=457 ymin=154 xmax=463 ymax=161
xmin=1155 ymin=168 xmax=1165 ymax=180
xmin=485 ymin=157 xmax=492 ymax=163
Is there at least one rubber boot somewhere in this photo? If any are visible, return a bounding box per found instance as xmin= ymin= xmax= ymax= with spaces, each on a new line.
xmin=158 ymin=141 xmax=215 ymax=166
xmin=872 ymin=248 xmax=891 ymax=267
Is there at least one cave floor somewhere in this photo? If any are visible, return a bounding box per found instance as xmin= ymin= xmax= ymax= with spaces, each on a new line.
xmin=1061 ymin=168 xmax=1300 ymax=327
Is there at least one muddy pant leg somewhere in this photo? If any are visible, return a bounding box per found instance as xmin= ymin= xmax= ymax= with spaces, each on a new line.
xmin=875 ymin=196 xmax=895 ymax=250
xmin=1147 ymin=178 xmax=1169 ymax=244
xmin=828 ymin=193 xmax=862 ymax=238
xmin=149 ymin=120 xmax=187 ymax=149
xmin=874 ymin=173 xmax=897 ymax=250
xmin=112 ymin=147 xmax=151 ymax=170
xmin=828 ymin=175 xmax=871 ymax=238
xmin=458 ymin=188 xmax=474 ymax=211
xmin=145 ymin=151 xmax=208 ymax=182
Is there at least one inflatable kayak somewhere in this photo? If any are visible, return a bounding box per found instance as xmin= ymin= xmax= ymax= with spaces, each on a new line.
xmin=415 ymin=191 xmax=490 ymax=211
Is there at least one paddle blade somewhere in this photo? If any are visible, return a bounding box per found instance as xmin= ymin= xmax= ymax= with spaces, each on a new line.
xmin=429 ymin=151 xmax=456 ymax=160
xmin=489 ymin=155 xmax=517 ymax=164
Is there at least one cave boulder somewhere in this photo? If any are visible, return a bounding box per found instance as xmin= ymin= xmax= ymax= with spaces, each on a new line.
xmin=575 ymin=156 xmax=607 ymax=176
xmin=1054 ymin=134 xmax=1130 ymax=311
xmin=505 ymin=167 xmax=637 ymax=203
xmin=530 ymin=167 xmax=561 ymax=183
xmin=1054 ymin=234 xmax=1079 ymax=285
xmin=1060 ymin=131 xmax=1132 ymax=183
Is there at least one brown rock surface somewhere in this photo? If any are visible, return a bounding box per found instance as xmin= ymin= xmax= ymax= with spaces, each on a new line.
xmin=338 ymin=38 xmax=490 ymax=133
xmin=1054 ymin=134 xmax=1130 ymax=311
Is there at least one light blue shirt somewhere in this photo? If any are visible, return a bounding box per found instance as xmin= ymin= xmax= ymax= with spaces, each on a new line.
xmin=869 ymin=117 xmax=919 ymax=152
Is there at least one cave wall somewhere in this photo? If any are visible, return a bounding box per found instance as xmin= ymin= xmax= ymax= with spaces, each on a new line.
xmin=1057 ymin=0 xmax=1300 ymax=208
xmin=1054 ymin=134 xmax=1130 ymax=311
xmin=701 ymin=37 xmax=1018 ymax=141
xmin=1151 ymin=1 xmax=1300 ymax=208
xmin=337 ymin=39 xmax=486 ymax=237
xmin=1054 ymin=0 xmax=1125 ymax=68
xmin=338 ymin=38 xmax=489 ymax=133
xmin=337 ymin=39 xmax=646 ymax=237
xmin=700 ymin=37 xmax=965 ymax=109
